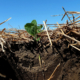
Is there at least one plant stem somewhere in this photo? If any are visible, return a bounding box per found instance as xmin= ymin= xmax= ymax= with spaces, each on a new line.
xmin=39 ymin=54 xmax=41 ymax=67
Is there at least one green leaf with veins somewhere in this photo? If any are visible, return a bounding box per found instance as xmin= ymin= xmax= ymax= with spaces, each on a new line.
xmin=31 ymin=20 xmax=37 ymax=25
xmin=25 ymin=23 xmax=37 ymax=36
xmin=24 ymin=20 xmax=43 ymax=41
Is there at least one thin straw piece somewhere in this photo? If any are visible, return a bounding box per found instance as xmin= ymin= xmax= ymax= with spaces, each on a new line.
xmin=43 ymin=21 xmax=52 ymax=47
xmin=70 ymin=44 xmax=80 ymax=51
xmin=0 ymin=73 xmax=6 ymax=78
xmin=57 ymin=22 xmax=64 ymax=34
xmin=60 ymin=33 xmax=80 ymax=44
xmin=0 ymin=37 xmax=6 ymax=52
xmin=0 ymin=17 xmax=11 ymax=25
xmin=69 ymin=20 xmax=80 ymax=25
xmin=47 ymin=63 xmax=60 ymax=80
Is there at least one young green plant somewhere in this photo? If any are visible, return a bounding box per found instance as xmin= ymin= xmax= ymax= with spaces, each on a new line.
xmin=24 ymin=20 xmax=43 ymax=67
xmin=24 ymin=20 xmax=43 ymax=41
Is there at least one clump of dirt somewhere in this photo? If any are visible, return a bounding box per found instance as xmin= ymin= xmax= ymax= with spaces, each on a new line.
xmin=58 ymin=58 xmax=80 ymax=80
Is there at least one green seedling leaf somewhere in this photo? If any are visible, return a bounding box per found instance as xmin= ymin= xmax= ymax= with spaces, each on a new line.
xmin=37 ymin=25 xmax=43 ymax=30
xmin=25 ymin=23 xmax=37 ymax=36
xmin=30 ymin=25 xmax=37 ymax=36
xmin=37 ymin=25 xmax=43 ymax=33
xmin=24 ymin=20 xmax=43 ymax=42
xmin=31 ymin=20 xmax=37 ymax=25
xmin=37 ymin=29 xmax=43 ymax=33
xmin=36 ymin=37 xmax=41 ymax=41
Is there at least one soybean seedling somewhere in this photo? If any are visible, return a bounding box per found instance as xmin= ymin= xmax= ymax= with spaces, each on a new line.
xmin=24 ymin=20 xmax=43 ymax=41
xmin=24 ymin=20 xmax=43 ymax=67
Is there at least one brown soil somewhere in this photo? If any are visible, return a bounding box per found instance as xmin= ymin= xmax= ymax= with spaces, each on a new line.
xmin=0 ymin=38 xmax=80 ymax=80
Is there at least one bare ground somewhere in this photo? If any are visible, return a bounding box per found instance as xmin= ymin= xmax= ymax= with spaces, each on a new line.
xmin=0 ymin=38 xmax=80 ymax=80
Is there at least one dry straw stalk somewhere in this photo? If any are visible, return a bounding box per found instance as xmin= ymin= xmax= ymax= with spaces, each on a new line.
xmin=47 ymin=63 xmax=60 ymax=80
xmin=43 ymin=21 xmax=52 ymax=47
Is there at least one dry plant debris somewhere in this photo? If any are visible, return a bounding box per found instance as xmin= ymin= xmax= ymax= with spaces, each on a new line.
xmin=47 ymin=63 xmax=60 ymax=80
xmin=1 ymin=9 xmax=80 ymax=52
